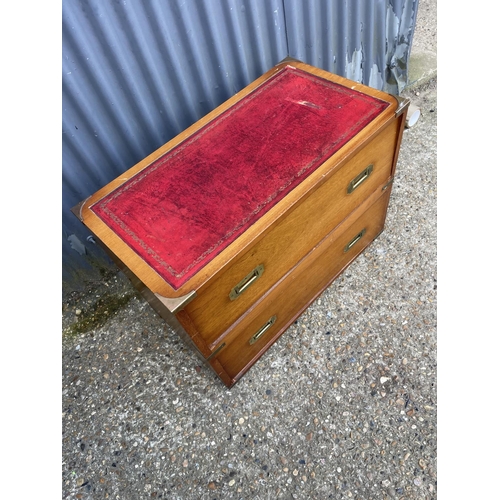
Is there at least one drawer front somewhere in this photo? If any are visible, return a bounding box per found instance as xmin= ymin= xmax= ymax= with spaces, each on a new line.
xmin=209 ymin=188 xmax=391 ymax=386
xmin=183 ymin=119 xmax=399 ymax=347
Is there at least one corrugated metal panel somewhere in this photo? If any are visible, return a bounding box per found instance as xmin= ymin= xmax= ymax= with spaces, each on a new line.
xmin=62 ymin=0 xmax=418 ymax=295
xmin=284 ymin=0 xmax=419 ymax=93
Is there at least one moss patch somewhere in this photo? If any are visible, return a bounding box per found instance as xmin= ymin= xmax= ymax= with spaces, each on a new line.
xmin=63 ymin=291 xmax=138 ymax=338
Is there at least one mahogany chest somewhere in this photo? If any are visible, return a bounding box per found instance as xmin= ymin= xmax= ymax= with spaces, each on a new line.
xmin=72 ymin=59 xmax=409 ymax=388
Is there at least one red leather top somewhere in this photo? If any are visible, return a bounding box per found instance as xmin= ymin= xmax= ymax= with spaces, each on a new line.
xmin=91 ymin=66 xmax=389 ymax=289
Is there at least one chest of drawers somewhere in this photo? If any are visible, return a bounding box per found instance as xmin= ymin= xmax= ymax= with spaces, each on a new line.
xmin=72 ymin=59 xmax=409 ymax=388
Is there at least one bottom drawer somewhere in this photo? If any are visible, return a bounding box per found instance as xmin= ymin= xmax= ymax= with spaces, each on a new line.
xmin=207 ymin=188 xmax=392 ymax=387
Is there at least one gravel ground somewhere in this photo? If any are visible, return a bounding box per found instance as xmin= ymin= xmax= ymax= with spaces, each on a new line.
xmin=61 ymin=79 xmax=437 ymax=500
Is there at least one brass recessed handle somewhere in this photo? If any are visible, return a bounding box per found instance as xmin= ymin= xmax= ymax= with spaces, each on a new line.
xmin=347 ymin=165 xmax=373 ymax=193
xmin=344 ymin=228 xmax=366 ymax=253
xmin=229 ymin=264 xmax=264 ymax=301
xmin=249 ymin=315 xmax=277 ymax=345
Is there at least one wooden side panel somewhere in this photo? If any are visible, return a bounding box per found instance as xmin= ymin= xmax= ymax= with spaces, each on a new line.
xmin=391 ymin=112 xmax=408 ymax=177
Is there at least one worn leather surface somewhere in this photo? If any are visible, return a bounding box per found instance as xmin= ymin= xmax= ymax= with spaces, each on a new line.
xmin=91 ymin=66 xmax=388 ymax=289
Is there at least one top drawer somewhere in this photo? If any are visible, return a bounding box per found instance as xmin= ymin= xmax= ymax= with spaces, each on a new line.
xmin=183 ymin=118 xmax=400 ymax=346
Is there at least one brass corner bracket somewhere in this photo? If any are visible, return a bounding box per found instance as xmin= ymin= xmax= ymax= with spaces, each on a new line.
xmin=393 ymin=95 xmax=411 ymax=117
xmin=154 ymin=290 xmax=197 ymax=314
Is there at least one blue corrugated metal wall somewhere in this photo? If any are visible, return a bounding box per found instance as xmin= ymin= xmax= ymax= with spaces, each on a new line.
xmin=62 ymin=0 xmax=418 ymax=296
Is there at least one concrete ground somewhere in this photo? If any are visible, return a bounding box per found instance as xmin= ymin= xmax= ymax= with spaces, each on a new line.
xmin=61 ymin=2 xmax=437 ymax=498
